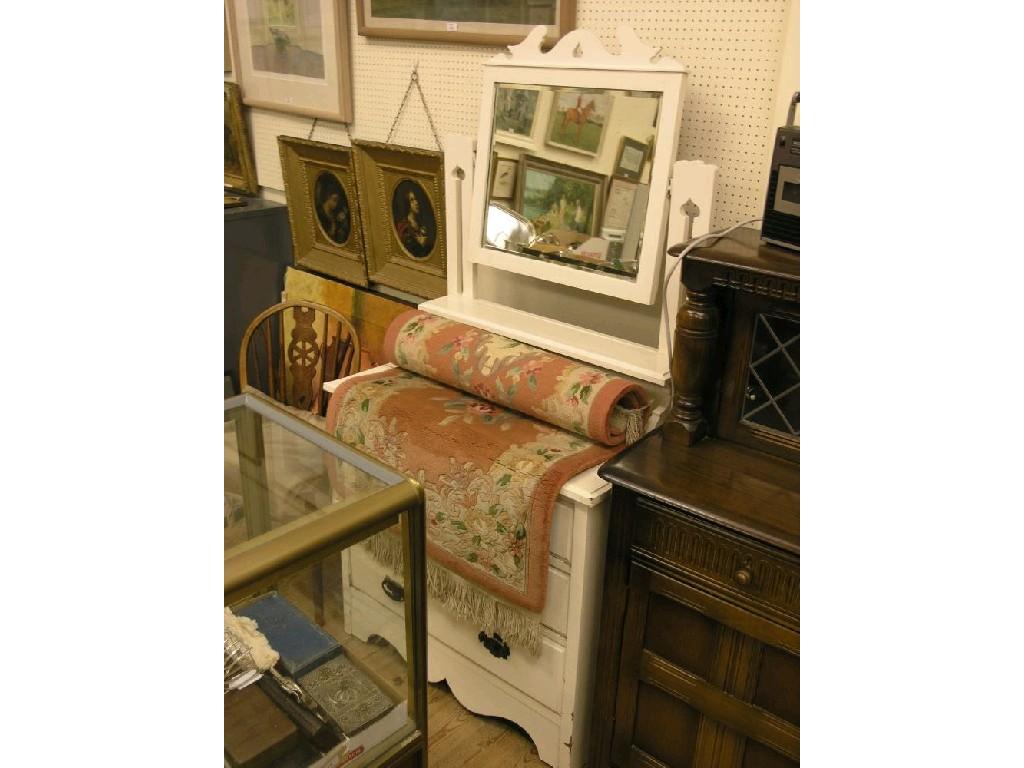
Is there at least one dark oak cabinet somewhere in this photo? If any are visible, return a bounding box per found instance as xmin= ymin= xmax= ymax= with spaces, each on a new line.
xmin=590 ymin=435 xmax=799 ymax=768
xmin=589 ymin=230 xmax=799 ymax=768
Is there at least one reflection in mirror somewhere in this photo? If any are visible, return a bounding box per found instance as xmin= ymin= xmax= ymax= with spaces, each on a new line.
xmin=484 ymin=203 xmax=536 ymax=252
xmin=483 ymin=83 xmax=661 ymax=281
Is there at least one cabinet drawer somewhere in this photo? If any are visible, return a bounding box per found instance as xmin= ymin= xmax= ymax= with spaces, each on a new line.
xmin=344 ymin=549 xmax=567 ymax=712
xmin=632 ymin=497 xmax=798 ymax=622
xmin=348 ymin=543 xmax=571 ymax=636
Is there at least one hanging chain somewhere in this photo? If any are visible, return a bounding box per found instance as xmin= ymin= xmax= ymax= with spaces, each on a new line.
xmin=386 ymin=65 xmax=443 ymax=151
xmin=307 ymin=116 xmax=353 ymax=145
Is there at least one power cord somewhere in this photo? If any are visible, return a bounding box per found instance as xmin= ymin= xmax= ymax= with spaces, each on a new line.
xmin=661 ymin=218 xmax=763 ymax=419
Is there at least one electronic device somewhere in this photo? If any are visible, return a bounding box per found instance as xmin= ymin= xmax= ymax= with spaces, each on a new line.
xmin=761 ymin=92 xmax=800 ymax=251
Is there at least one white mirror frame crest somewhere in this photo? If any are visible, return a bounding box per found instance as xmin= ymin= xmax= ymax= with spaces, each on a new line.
xmin=469 ymin=26 xmax=687 ymax=305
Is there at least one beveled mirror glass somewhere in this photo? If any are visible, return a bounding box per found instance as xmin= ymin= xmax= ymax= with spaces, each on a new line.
xmin=483 ymin=84 xmax=661 ymax=281
xmin=468 ymin=27 xmax=687 ymax=305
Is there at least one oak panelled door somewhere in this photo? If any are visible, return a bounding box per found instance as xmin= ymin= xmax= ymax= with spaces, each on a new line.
xmin=611 ymin=559 xmax=799 ymax=768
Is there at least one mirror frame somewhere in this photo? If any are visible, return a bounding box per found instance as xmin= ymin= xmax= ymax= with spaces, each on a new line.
xmin=469 ymin=27 xmax=687 ymax=305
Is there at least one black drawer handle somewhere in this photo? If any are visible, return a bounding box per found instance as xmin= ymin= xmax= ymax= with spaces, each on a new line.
xmin=478 ymin=631 xmax=510 ymax=660
xmin=381 ymin=576 xmax=404 ymax=602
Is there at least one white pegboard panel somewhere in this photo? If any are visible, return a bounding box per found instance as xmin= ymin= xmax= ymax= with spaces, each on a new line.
xmin=246 ymin=0 xmax=792 ymax=229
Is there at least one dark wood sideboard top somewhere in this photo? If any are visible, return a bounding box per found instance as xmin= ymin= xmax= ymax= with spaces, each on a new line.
xmin=599 ymin=430 xmax=800 ymax=555
xmin=668 ymin=226 xmax=800 ymax=285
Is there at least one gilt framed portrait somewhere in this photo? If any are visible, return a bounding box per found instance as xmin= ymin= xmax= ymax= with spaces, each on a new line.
xmin=352 ymin=140 xmax=446 ymax=299
xmin=225 ymin=82 xmax=258 ymax=196
xmin=228 ymin=0 xmax=354 ymax=121
xmin=356 ymin=0 xmax=575 ymax=47
xmin=515 ymin=155 xmax=606 ymax=237
xmin=278 ymin=136 xmax=367 ymax=286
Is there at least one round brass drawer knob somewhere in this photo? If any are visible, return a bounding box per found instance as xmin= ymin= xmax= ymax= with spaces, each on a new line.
xmin=734 ymin=568 xmax=752 ymax=586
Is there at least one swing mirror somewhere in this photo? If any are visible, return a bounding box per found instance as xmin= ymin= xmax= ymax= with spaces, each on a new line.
xmin=471 ymin=27 xmax=687 ymax=305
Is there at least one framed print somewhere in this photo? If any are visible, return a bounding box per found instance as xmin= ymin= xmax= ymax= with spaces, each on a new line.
xmin=224 ymin=4 xmax=233 ymax=74
xmin=228 ymin=0 xmax=354 ymax=122
xmin=224 ymin=82 xmax=258 ymax=196
xmin=490 ymin=155 xmax=518 ymax=199
xmin=279 ymin=136 xmax=367 ymax=287
xmin=602 ymin=177 xmax=638 ymax=231
xmin=545 ymin=88 xmax=612 ymax=157
xmin=353 ymin=140 xmax=446 ymax=299
xmin=613 ymin=136 xmax=650 ymax=182
xmin=514 ymin=155 xmax=606 ymax=237
xmin=493 ymin=85 xmax=542 ymax=148
xmin=356 ymin=0 xmax=575 ymax=47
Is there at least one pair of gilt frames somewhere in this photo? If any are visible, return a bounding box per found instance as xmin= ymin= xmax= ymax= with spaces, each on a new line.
xmin=279 ymin=137 xmax=447 ymax=298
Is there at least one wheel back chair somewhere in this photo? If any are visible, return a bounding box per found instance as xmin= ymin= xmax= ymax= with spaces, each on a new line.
xmin=238 ymin=300 xmax=361 ymax=418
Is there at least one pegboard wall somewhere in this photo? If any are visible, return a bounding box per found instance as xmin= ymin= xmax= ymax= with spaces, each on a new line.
xmin=244 ymin=0 xmax=793 ymax=230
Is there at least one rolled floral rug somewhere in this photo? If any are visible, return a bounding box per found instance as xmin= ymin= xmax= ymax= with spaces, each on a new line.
xmin=326 ymin=312 xmax=651 ymax=653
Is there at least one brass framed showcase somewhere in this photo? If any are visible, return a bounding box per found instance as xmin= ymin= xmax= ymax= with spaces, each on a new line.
xmin=279 ymin=137 xmax=368 ymax=287
xmin=224 ymin=390 xmax=428 ymax=768
xmin=352 ymin=140 xmax=447 ymax=299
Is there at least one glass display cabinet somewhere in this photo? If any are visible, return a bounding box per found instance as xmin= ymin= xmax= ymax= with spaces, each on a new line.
xmin=224 ymin=391 xmax=427 ymax=768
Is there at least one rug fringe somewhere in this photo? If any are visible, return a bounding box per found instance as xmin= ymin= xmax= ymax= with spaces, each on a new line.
xmin=364 ymin=531 xmax=542 ymax=656
xmin=620 ymin=405 xmax=648 ymax=445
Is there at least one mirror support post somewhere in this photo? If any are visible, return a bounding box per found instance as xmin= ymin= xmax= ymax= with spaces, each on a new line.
xmin=443 ymin=134 xmax=476 ymax=299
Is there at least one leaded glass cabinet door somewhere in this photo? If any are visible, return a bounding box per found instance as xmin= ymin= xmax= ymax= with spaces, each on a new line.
xmin=717 ymin=293 xmax=799 ymax=461
xmin=741 ymin=313 xmax=799 ymax=439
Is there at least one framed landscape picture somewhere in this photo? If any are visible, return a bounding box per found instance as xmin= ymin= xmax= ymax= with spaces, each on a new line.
xmin=228 ymin=0 xmax=354 ymax=121
xmin=545 ymin=89 xmax=612 ymax=157
xmin=356 ymin=0 xmax=575 ymax=46
xmin=493 ymin=85 xmax=542 ymax=148
xmin=515 ymin=155 xmax=606 ymax=237
xmin=278 ymin=137 xmax=367 ymax=287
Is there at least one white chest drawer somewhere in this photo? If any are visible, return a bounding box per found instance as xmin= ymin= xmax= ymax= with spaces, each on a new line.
xmin=429 ymin=595 xmax=566 ymax=712
xmin=349 ymin=542 xmax=571 ymax=637
xmin=344 ymin=546 xmax=567 ymax=712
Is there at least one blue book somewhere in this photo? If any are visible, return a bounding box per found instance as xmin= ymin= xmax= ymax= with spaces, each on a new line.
xmin=235 ymin=591 xmax=341 ymax=678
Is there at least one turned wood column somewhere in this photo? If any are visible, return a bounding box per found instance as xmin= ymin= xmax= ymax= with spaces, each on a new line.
xmin=665 ymin=285 xmax=719 ymax=445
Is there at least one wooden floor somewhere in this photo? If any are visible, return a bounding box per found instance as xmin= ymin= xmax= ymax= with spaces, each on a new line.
xmin=426 ymin=680 xmax=546 ymax=768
